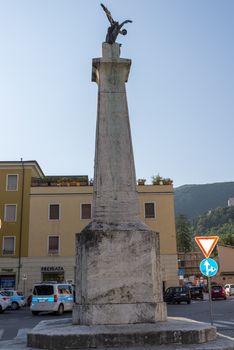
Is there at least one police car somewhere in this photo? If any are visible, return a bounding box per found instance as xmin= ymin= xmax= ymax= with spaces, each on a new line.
xmin=30 ymin=282 xmax=74 ymax=315
xmin=1 ymin=290 xmax=26 ymax=310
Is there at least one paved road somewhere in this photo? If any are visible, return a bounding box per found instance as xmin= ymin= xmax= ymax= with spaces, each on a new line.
xmin=167 ymin=295 xmax=234 ymax=338
xmin=0 ymin=296 xmax=234 ymax=342
xmin=0 ymin=306 xmax=71 ymax=341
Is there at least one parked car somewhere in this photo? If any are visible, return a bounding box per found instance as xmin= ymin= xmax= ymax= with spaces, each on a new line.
xmin=0 ymin=291 xmax=11 ymax=309
xmin=211 ymin=285 xmax=226 ymax=300
xmin=224 ymin=284 xmax=234 ymax=296
xmin=164 ymin=286 xmax=191 ymax=304
xmin=1 ymin=290 xmax=26 ymax=309
xmin=190 ymin=286 xmax=204 ymax=300
xmin=30 ymin=282 xmax=73 ymax=315
xmin=0 ymin=299 xmax=8 ymax=313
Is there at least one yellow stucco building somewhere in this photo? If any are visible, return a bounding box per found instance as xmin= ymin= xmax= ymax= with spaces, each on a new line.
xmin=0 ymin=161 xmax=178 ymax=295
xmin=0 ymin=161 xmax=43 ymax=289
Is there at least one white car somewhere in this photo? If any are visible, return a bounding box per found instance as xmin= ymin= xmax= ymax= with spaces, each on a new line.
xmin=0 ymin=292 xmax=11 ymax=309
xmin=1 ymin=290 xmax=26 ymax=309
xmin=30 ymin=282 xmax=73 ymax=315
xmin=224 ymin=284 xmax=234 ymax=296
xmin=0 ymin=299 xmax=8 ymax=313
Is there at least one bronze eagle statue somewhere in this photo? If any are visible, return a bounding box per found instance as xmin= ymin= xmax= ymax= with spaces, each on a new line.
xmin=101 ymin=3 xmax=132 ymax=44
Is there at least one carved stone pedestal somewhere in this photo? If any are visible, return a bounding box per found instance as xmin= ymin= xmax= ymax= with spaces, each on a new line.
xmin=72 ymin=228 xmax=167 ymax=325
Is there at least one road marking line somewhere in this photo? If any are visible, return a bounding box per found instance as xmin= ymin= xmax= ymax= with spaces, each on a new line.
xmin=215 ymin=320 xmax=234 ymax=325
xmin=0 ymin=329 xmax=4 ymax=340
xmin=15 ymin=328 xmax=31 ymax=339
xmin=217 ymin=332 xmax=234 ymax=341
xmin=213 ymin=323 xmax=229 ymax=328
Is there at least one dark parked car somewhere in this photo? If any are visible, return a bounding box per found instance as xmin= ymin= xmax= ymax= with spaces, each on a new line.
xmin=190 ymin=286 xmax=204 ymax=300
xmin=211 ymin=285 xmax=226 ymax=300
xmin=164 ymin=286 xmax=191 ymax=304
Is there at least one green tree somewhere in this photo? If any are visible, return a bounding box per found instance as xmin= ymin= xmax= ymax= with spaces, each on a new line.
xmin=176 ymin=215 xmax=192 ymax=252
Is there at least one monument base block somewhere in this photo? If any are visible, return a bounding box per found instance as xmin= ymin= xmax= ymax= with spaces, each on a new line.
xmin=73 ymin=301 xmax=166 ymax=325
xmin=73 ymin=227 xmax=167 ymax=325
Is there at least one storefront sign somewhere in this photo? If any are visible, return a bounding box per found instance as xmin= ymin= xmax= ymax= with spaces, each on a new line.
xmin=1 ymin=268 xmax=14 ymax=272
xmin=41 ymin=266 xmax=64 ymax=272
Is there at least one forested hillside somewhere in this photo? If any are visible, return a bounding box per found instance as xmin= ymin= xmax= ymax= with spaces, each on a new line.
xmin=174 ymin=182 xmax=234 ymax=220
xmin=193 ymin=206 xmax=234 ymax=246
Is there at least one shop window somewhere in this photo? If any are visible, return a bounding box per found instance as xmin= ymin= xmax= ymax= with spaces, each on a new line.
xmin=4 ymin=204 xmax=17 ymax=222
xmin=144 ymin=202 xmax=155 ymax=218
xmin=0 ymin=275 xmax=16 ymax=289
xmin=2 ymin=236 xmax=15 ymax=255
xmin=49 ymin=204 xmax=60 ymax=220
xmin=81 ymin=204 xmax=91 ymax=219
xmin=48 ymin=236 xmax=59 ymax=254
xmin=42 ymin=272 xmax=64 ymax=282
xmin=6 ymin=174 xmax=18 ymax=191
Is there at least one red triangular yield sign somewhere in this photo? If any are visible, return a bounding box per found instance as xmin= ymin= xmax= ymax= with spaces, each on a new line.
xmin=194 ymin=236 xmax=219 ymax=258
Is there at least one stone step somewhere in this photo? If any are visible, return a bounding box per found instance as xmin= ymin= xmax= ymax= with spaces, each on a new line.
xmin=27 ymin=317 xmax=219 ymax=350
xmin=0 ymin=330 xmax=234 ymax=350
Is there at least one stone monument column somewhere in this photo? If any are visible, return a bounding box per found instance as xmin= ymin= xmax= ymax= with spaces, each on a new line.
xmin=91 ymin=43 xmax=142 ymax=228
xmin=72 ymin=43 xmax=167 ymax=325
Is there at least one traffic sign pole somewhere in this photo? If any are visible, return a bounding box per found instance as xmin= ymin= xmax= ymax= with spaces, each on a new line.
xmin=195 ymin=235 xmax=219 ymax=327
xmin=208 ymin=277 xmax=214 ymax=325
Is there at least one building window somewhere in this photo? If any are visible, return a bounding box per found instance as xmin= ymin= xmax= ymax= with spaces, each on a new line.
xmin=48 ymin=236 xmax=59 ymax=254
xmin=144 ymin=202 xmax=155 ymax=218
xmin=81 ymin=204 xmax=91 ymax=219
xmin=49 ymin=204 xmax=60 ymax=220
xmin=2 ymin=236 xmax=15 ymax=255
xmin=4 ymin=204 xmax=17 ymax=222
xmin=6 ymin=174 xmax=18 ymax=191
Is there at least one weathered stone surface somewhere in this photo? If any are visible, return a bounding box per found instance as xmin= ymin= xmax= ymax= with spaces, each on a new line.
xmin=72 ymin=43 xmax=167 ymax=326
xmin=27 ymin=317 xmax=219 ymax=350
xmin=91 ymin=42 xmax=143 ymax=230
xmin=73 ymin=228 xmax=166 ymax=325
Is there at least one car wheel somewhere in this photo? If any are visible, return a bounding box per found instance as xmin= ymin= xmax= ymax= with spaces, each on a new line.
xmin=32 ymin=311 xmax=39 ymax=316
xmin=187 ymin=300 xmax=191 ymax=304
xmin=0 ymin=305 xmax=3 ymax=313
xmin=57 ymin=304 xmax=64 ymax=315
xmin=11 ymin=302 xmax=19 ymax=310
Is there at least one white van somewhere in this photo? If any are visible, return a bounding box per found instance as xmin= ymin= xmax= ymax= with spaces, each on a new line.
xmin=30 ymin=282 xmax=74 ymax=315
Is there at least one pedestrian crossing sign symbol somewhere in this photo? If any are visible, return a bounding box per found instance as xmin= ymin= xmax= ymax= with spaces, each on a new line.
xmin=194 ymin=236 xmax=219 ymax=258
xmin=200 ymin=258 xmax=218 ymax=277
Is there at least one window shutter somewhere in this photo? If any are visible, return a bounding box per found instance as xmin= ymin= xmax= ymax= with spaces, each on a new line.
xmin=49 ymin=236 xmax=59 ymax=253
xmin=81 ymin=204 xmax=91 ymax=219
xmin=3 ymin=237 xmax=14 ymax=254
xmin=145 ymin=203 xmax=155 ymax=218
xmin=7 ymin=175 xmax=18 ymax=191
xmin=49 ymin=205 xmax=60 ymax=220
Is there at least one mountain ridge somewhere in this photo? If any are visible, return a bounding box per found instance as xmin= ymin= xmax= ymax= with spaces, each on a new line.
xmin=174 ymin=181 xmax=234 ymax=220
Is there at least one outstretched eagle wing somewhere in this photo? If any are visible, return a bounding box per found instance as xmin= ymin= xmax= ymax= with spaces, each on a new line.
xmin=101 ymin=3 xmax=114 ymax=25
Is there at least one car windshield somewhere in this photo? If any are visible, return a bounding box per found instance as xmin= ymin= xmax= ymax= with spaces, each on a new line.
xmin=33 ymin=285 xmax=54 ymax=296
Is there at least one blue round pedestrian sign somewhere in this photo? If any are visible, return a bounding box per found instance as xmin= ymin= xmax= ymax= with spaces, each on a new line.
xmin=200 ymin=258 xmax=218 ymax=277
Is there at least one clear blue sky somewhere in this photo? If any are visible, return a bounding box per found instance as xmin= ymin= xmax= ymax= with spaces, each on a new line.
xmin=0 ymin=0 xmax=233 ymax=187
